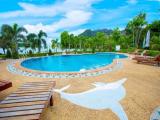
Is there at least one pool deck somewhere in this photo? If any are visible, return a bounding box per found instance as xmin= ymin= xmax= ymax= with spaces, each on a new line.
xmin=0 ymin=57 xmax=160 ymax=120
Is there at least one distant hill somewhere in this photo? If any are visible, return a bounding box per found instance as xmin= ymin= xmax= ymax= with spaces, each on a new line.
xmin=79 ymin=29 xmax=113 ymax=37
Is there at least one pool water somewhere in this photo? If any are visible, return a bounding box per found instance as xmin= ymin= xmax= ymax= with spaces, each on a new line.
xmin=21 ymin=53 xmax=127 ymax=72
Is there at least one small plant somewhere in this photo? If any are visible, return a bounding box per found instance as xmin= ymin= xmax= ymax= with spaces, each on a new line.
xmin=92 ymin=48 xmax=95 ymax=53
xmin=6 ymin=50 xmax=12 ymax=58
xmin=146 ymin=50 xmax=160 ymax=57
xmin=28 ymin=50 xmax=33 ymax=57
xmin=12 ymin=51 xmax=19 ymax=59
xmin=48 ymin=49 xmax=52 ymax=55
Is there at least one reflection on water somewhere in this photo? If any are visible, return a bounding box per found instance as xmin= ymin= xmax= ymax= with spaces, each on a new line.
xmin=54 ymin=78 xmax=128 ymax=120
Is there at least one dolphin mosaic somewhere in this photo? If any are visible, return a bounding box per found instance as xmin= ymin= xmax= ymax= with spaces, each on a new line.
xmin=54 ymin=78 xmax=128 ymax=120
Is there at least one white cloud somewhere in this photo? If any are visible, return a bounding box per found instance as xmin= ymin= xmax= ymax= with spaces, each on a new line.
xmin=24 ymin=10 xmax=92 ymax=34
xmin=0 ymin=0 xmax=99 ymax=18
xmin=0 ymin=0 xmax=99 ymax=38
xmin=69 ymin=29 xmax=86 ymax=35
xmin=127 ymin=0 xmax=137 ymax=4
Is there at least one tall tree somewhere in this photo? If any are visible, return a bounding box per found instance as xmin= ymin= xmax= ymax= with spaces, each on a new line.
xmin=26 ymin=33 xmax=37 ymax=52
xmin=37 ymin=30 xmax=47 ymax=53
xmin=51 ymin=39 xmax=58 ymax=52
xmin=95 ymin=32 xmax=106 ymax=51
xmin=61 ymin=31 xmax=70 ymax=51
xmin=1 ymin=24 xmax=27 ymax=58
xmin=126 ymin=13 xmax=147 ymax=48
xmin=0 ymin=35 xmax=10 ymax=54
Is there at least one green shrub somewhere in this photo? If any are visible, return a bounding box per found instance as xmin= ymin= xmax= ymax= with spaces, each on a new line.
xmin=48 ymin=49 xmax=52 ymax=55
xmin=150 ymin=36 xmax=160 ymax=51
xmin=145 ymin=50 xmax=160 ymax=57
xmin=28 ymin=50 xmax=33 ymax=57
xmin=12 ymin=51 xmax=19 ymax=59
xmin=92 ymin=48 xmax=95 ymax=53
xmin=120 ymin=49 xmax=128 ymax=53
xmin=6 ymin=50 xmax=12 ymax=58
xmin=120 ymin=47 xmax=136 ymax=53
xmin=150 ymin=44 xmax=160 ymax=51
xmin=0 ymin=54 xmax=5 ymax=59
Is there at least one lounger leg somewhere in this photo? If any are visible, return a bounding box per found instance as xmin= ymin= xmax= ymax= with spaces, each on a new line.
xmin=50 ymin=95 xmax=53 ymax=106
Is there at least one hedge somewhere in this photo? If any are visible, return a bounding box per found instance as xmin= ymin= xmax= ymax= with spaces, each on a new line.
xmin=145 ymin=50 xmax=160 ymax=57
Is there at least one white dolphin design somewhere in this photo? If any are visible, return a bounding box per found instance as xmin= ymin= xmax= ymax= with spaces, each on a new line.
xmin=54 ymin=78 xmax=128 ymax=120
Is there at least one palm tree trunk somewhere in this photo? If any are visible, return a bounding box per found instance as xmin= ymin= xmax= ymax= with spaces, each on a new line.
xmin=133 ymin=30 xmax=135 ymax=47
xmin=38 ymin=47 xmax=41 ymax=53
xmin=2 ymin=48 xmax=5 ymax=54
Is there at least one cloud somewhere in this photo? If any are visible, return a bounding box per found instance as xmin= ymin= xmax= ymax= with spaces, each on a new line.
xmin=0 ymin=0 xmax=99 ymax=18
xmin=69 ymin=29 xmax=86 ymax=35
xmin=127 ymin=0 xmax=137 ymax=4
xmin=24 ymin=10 xmax=92 ymax=34
xmin=0 ymin=0 xmax=99 ymax=37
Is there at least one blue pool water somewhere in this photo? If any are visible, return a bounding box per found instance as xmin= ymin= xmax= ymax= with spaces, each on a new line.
xmin=21 ymin=53 xmax=127 ymax=72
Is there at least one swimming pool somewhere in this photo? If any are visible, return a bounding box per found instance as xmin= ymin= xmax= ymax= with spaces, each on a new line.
xmin=21 ymin=53 xmax=127 ymax=72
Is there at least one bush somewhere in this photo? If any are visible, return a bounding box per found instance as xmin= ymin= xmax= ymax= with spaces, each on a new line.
xmin=92 ymin=48 xmax=95 ymax=53
xmin=12 ymin=51 xmax=19 ymax=59
xmin=150 ymin=44 xmax=160 ymax=51
xmin=150 ymin=36 xmax=160 ymax=51
xmin=145 ymin=50 xmax=160 ymax=57
xmin=0 ymin=55 xmax=5 ymax=59
xmin=6 ymin=50 xmax=12 ymax=58
xmin=48 ymin=49 xmax=52 ymax=55
xmin=119 ymin=47 xmax=136 ymax=53
xmin=28 ymin=50 xmax=33 ymax=57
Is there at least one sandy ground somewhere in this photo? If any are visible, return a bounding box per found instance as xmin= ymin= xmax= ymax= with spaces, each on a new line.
xmin=0 ymin=58 xmax=160 ymax=120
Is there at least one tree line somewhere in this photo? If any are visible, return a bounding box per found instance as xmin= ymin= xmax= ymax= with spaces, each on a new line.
xmin=0 ymin=24 xmax=47 ymax=58
xmin=0 ymin=12 xmax=160 ymax=58
xmin=60 ymin=13 xmax=160 ymax=53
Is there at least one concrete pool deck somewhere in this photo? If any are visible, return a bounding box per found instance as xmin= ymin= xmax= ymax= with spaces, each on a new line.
xmin=0 ymin=58 xmax=160 ymax=120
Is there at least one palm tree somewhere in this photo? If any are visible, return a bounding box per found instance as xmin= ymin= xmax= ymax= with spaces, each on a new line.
xmin=1 ymin=24 xmax=27 ymax=57
xmin=126 ymin=13 xmax=147 ymax=48
xmin=51 ymin=39 xmax=58 ymax=53
xmin=37 ymin=30 xmax=47 ymax=53
xmin=0 ymin=35 xmax=9 ymax=54
xmin=26 ymin=33 xmax=37 ymax=53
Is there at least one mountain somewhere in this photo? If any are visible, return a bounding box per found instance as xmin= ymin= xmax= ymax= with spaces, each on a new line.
xmin=79 ymin=29 xmax=113 ymax=37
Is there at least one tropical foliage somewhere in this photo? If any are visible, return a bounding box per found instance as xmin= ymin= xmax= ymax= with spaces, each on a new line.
xmin=60 ymin=12 xmax=160 ymax=53
xmin=0 ymin=12 xmax=160 ymax=59
xmin=0 ymin=24 xmax=47 ymax=58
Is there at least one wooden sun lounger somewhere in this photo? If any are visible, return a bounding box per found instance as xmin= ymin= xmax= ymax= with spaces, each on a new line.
xmin=0 ymin=80 xmax=12 ymax=91
xmin=135 ymin=55 xmax=160 ymax=66
xmin=0 ymin=81 xmax=55 ymax=120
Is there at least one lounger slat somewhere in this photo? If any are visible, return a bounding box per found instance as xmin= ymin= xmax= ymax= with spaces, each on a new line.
xmin=0 ymin=109 xmax=42 ymax=118
xmin=19 ymin=86 xmax=51 ymax=89
xmin=6 ymin=94 xmax=49 ymax=100
xmin=0 ymin=101 xmax=46 ymax=108
xmin=18 ymin=87 xmax=52 ymax=91
xmin=9 ymin=92 xmax=50 ymax=97
xmin=1 ymin=97 xmax=48 ymax=104
xmin=0 ymin=114 xmax=40 ymax=120
xmin=0 ymin=80 xmax=55 ymax=119
xmin=13 ymin=90 xmax=51 ymax=94
xmin=26 ymin=81 xmax=53 ymax=84
xmin=22 ymin=84 xmax=52 ymax=87
xmin=21 ymin=85 xmax=52 ymax=87
xmin=0 ymin=105 xmax=45 ymax=113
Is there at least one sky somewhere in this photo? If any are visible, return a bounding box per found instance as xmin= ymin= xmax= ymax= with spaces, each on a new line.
xmin=0 ymin=0 xmax=159 ymax=39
